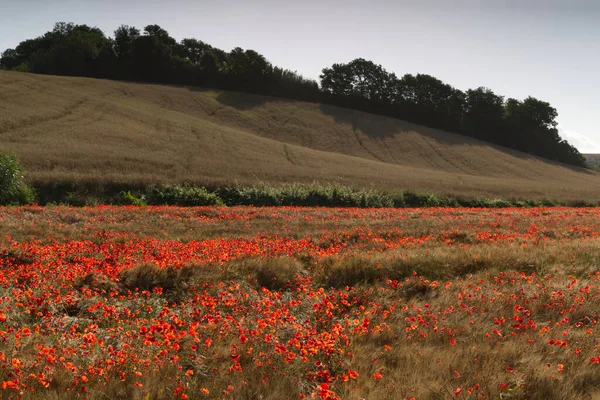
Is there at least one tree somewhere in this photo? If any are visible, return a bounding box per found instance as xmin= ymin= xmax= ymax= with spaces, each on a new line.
xmin=130 ymin=35 xmax=174 ymax=82
xmin=320 ymin=58 xmax=397 ymax=103
xmin=320 ymin=62 xmax=354 ymax=97
xmin=224 ymin=47 xmax=270 ymax=91
xmin=502 ymin=96 xmax=584 ymax=164
xmin=462 ymin=87 xmax=505 ymax=142
xmin=143 ymin=25 xmax=177 ymax=48
xmin=395 ymin=74 xmax=465 ymax=131
xmin=114 ymin=25 xmax=140 ymax=60
xmin=180 ymin=38 xmax=211 ymax=65
xmin=7 ymin=23 xmax=113 ymax=77
xmin=0 ymin=49 xmax=20 ymax=70
xmin=268 ymin=67 xmax=320 ymax=100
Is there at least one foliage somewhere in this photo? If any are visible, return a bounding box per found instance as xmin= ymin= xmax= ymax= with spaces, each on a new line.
xmin=321 ymin=60 xmax=586 ymax=166
xmin=321 ymin=58 xmax=397 ymax=103
xmin=28 ymin=182 xmax=598 ymax=208
xmin=0 ymin=22 xmax=587 ymax=167
xmin=146 ymin=184 xmax=223 ymax=206
xmin=0 ymin=153 xmax=35 ymax=205
xmin=120 ymin=190 xmax=146 ymax=206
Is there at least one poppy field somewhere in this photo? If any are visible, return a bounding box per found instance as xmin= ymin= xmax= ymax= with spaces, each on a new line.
xmin=1 ymin=206 xmax=600 ymax=399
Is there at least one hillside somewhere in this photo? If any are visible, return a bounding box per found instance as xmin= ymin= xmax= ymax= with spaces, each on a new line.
xmin=1 ymin=70 xmax=600 ymax=202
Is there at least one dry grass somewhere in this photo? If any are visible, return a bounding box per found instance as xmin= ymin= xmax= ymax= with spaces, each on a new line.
xmin=1 ymin=71 xmax=600 ymax=201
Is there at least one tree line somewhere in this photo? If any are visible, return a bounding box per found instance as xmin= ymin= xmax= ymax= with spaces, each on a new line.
xmin=0 ymin=22 xmax=587 ymax=167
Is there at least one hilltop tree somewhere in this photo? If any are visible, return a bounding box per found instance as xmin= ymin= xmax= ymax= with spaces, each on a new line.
xmin=394 ymin=73 xmax=465 ymax=131
xmin=143 ymin=25 xmax=178 ymax=48
xmin=114 ymin=25 xmax=140 ymax=59
xmin=268 ymin=66 xmax=320 ymax=101
xmin=113 ymin=25 xmax=140 ymax=78
xmin=223 ymin=47 xmax=270 ymax=91
xmin=462 ymin=87 xmax=505 ymax=142
xmin=321 ymin=58 xmax=397 ymax=103
xmin=6 ymin=23 xmax=114 ymax=77
xmin=129 ymin=35 xmax=175 ymax=82
xmin=0 ymin=49 xmax=20 ymax=70
xmin=503 ymin=97 xmax=559 ymax=153
xmin=180 ymin=38 xmax=211 ymax=65
xmin=502 ymin=97 xmax=585 ymax=165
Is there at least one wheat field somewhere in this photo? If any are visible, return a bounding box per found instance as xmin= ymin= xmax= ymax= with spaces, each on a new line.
xmin=1 ymin=70 xmax=600 ymax=201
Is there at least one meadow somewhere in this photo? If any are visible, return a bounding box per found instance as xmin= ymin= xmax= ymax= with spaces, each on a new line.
xmin=1 ymin=205 xmax=600 ymax=399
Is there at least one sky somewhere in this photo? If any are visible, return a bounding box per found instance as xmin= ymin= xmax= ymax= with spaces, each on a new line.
xmin=1 ymin=0 xmax=600 ymax=152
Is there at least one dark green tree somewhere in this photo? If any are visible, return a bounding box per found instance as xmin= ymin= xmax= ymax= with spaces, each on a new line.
xmin=395 ymin=73 xmax=465 ymax=131
xmin=114 ymin=25 xmax=140 ymax=60
xmin=462 ymin=87 xmax=505 ymax=142
xmin=320 ymin=58 xmax=397 ymax=103
xmin=0 ymin=49 xmax=20 ymax=69
xmin=224 ymin=47 xmax=270 ymax=91
xmin=180 ymin=38 xmax=211 ymax=65
xmin=130 ymin=35 xmax=175 ymax=82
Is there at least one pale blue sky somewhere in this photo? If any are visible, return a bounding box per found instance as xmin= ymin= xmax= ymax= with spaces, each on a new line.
xmin=1 ymin=0 xmax=599 ymax=152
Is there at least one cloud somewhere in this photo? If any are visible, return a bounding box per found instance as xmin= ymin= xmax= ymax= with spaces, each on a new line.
xmin=557 ymin=125 xmax=600 ymax=154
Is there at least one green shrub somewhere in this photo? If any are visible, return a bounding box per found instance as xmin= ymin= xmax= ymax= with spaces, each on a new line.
xmin=473 ymin=198 xmax=494 ymax=208
xmin=218 ymin=183 xmax=395 ymax=208
xmin=403 ymin=191 xmax=431 ymax=207
xmin=217 ymin=185 xmax=276 ymax=206
xmin=489 ymin=199 xmax=513 ymax=208
xmin=541 ymin=198 xmax=558 ymax=207
xmin=0 ymin=153 xmax=35 ymax=205
xmin=147 ymin=184 xmax=224 ymax=206
xmin=389 ymin=191 xmax=405 ymax=207
xmin=425 ymin=194 xmax=441 ymax=207
xmin=522 ymin=199 xmax=542 ymax=207
xmin=359 ymin=191 xmax=394 ymax=208
xmin=441 ymin=197 xmax=461 ymax=207
xmin=567 ymin=199 xmax=596 ymax=207
xmin=121 ymin=191 xmax=146 ymax=206
xmin=27 ymin=180 xmax=578 ymax=208
xmin=306 ymin=184 xmax=356 ymax=207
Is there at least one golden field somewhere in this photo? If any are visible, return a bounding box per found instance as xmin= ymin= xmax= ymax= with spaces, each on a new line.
xmin=1 ymin=71 xmax=600 ymax=202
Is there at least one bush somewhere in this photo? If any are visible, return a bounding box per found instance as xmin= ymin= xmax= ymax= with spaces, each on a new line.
xmin=0 ymin=153 xmax=35 ymax=205
xmin=403 ymin=191 xmax=431 ymax=207
xmin=441 ymin=197 xmax=461 ymax=207
xmin=389 ymin=191 xmax=406 ymax=207
xmin=305 ymin=184 xmax=357 ymax=207
xmin=489 ymin=199 xmax=513 ymax=208
xmin=29 ymin=180 xmax=575 ymax=208
xmin=218 ymin=185 xmax=282 ymax=206
xmin=146 ymin=184 xmax=224 ymax=206
xmin=541 ymin=198 xmax=558 ymax=207
xmin=218 ymin=183 xmax=395 ymax=208
xmin=425 ymin=194 xmax=441 ymax=207
xmin=121 ymin=190 xmax=146 ymax=206
xmin=359 ymin=191 xmax=394 ymax=208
